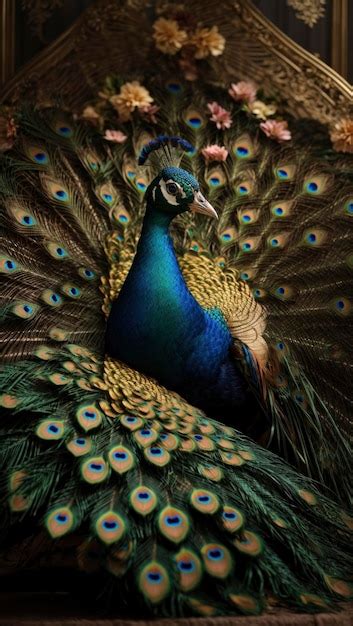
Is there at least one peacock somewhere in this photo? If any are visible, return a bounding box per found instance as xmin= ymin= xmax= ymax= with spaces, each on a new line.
xmin=0 ymin=74 xmax=352 ymax=618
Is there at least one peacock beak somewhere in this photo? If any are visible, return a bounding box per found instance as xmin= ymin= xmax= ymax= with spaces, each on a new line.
xmin=189 ymin=191 xmax=218 ymax=219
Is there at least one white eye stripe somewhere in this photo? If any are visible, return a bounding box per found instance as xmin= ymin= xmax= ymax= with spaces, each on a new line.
xmin=159 ymin=179 xmax=186 ymax=206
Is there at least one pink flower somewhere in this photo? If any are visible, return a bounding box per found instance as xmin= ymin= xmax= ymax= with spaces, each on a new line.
xmin=228 ymin=81 xmax=257 ymax=104
xmin=104 ymin=129 xmax=128 ymax=143
xmin=140 ymin=104 xmax=160 ymax=124
xmin=207 ymin=102 xmax=232 ymax=130
xmin=260 ymin=120 xmax=291 ymax=142
xmin=201 ymin=144 xmax=228 ymax=161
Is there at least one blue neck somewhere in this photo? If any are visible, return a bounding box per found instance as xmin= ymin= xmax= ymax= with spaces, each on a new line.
xmin=106 ymin=203 xmax=205 ymax=383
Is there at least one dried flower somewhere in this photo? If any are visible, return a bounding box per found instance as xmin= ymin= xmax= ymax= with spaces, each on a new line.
xmin=140 ymin=104 xmax=160 ymax=124
xmin=330 ymin=119 xmax=353 ymax=154
xmin=191 ymin=25 xmax=225 ymax=59
xmin=207 ymin=102 xmax=232 ymax=130
xmin=81 ymin=106 xmax=102 ymax=126
xmin=0 ymin=112 xmax=16 ymax=152
xmin=104 ymin=130 xmax=128 ymax=143
xmin=249 ymin=100 xmax=277 ymax=120
xmin=110 ymin=81 xmax=153 ymax=122
xmin=229 ymin=81 xmax=257 ymax=104
xmin=201 ymin=144 xmax=228 ymax=161
xmin=153 ymin=17 xmax=188 ymax=55
xmin=260 ymin=120 xmax=291 ymax=142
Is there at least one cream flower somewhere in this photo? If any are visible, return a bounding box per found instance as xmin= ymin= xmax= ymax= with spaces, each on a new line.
xmin=229 ymin=81 xmax=257 ymax=104
xmin=153 ymin=17 xmax=188 ymax=55
xmin=201 ymin=144 xmax=228 ymax=161
xmin=249 ymin=100 xmax=277 ymax=120
xmin=260 ymin=120 xmax=291 ymax=142
xmin=104 ymin=130 xmax=128 ymax=143
xmin=330 ymin=119 xmax=353 ymax=154
xmin=110 ymin=81 xmax=153 ymax=122
xmin=207 ymin=102 xmax=232 ymax=130
xmin=191 ymin=25 xmax=225 ymax=59
xmin=82 ymin=106 xmax=102 ymax=125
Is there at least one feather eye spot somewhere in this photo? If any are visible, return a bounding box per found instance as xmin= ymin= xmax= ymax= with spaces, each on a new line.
xmin=57 ymin=126 xmax=73 ymax=137
xmin=79 ymin=267 xmax=96 ymax=280
xmin=345 ymin=200 xmax=353 ymax=215
xmin=54 ymin=189 xmax=68 ymax=201
xmin=277 ymin=169 xmax=288 ymax=179
xmin=166 ymin=80 xmax=183 ymax=93
xmin=23 ymin=214 xmax=36 ymax=225
xmin=274 ymin=207 xmax=283 ymax=216
xmin=46 ymin=507 xmax=74 ymax=538
xmin=36 ymin=419 xmax=65 ymax=440
xmin=76 ymin=404 xmax=103 ymax=431
xmin=136 ymin=179 xmax=147 ymax=192
xmin=130 ymin=486 xmax=157 ymax=515
xmin=191 ymin=489 xmax=219 ymax=513
xmin=187 ymin=117 xmax=202 ymax=129
xmin=236 ymin=146 xmax=249 ymax=157
xmin=241 ymin=272 xmax=249 ymax=280
xmin=209 ymin=176 xmax=221 ymax=187
xmin=47 ymin=243 xmax=69 ymax=259
xmin=42 ymin=290 xmax=62 ymax=307
xmin=253 ymin=287 xmax=266 ymax=299
xmin=178 ymin=560 xmax=194 ymax=572
xmin=109 ymin=445 xmax=134 ymax=473
xmin=238 ymin=184 xmax=249 ymax=195
xmin=95 ymin=511 xmax=125 ymax=544
xmin=306 ymin=182 xmax=318 ymax=193
xmin=332 ymin=297 xmax=351 ymax=316
xmin=201 ymin=543 xmax=232 ymax=578
xmin=270 ymin=238 xmax=279 ymax=247
xmin=81 ymin=456 xmax=109 ymax=484
xmin=139 ymin=562 xmax=170 ymax=603
xmin=234 ymin=530 xmax=263 ymax=556
xmin=34 ymin=152 xmax=48 ymax=163
xmin=5 ymin=260 xmax=15 ymax=271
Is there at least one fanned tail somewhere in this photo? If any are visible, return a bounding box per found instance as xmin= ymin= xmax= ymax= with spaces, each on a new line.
xmin=0 ymin=99 xmax=352 ymax=616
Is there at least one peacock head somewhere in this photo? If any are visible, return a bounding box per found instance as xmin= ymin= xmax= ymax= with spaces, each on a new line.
xmin=139 ymin=136 xmax=218 ymax=220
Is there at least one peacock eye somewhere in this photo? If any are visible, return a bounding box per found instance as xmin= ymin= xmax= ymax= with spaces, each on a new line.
xmin=166 ymin=182 xmax=178 ymax=195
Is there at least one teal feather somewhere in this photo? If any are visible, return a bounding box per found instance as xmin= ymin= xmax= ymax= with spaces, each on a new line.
xmin=0 ymin=88 xmax=352 ymax=620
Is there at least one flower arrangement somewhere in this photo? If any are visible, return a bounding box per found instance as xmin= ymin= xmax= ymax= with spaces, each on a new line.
xmin=79 ymin=77 xmax=160 ymax=138
xmin=329 ymin=119 xmax=353 ymax=154
xmin=80 ymin=72 xmax=351 ymax=163
xmin=152 ymin=8 xmax=225 ymax=81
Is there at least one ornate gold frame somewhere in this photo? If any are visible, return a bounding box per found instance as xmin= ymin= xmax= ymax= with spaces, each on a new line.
xmin=0 ymin=0 xmax=15 ymax=86
xmin=0 ymin=0 xmax=352 ymax=124
xmin=331 ymin=0 xmax=349 ymax=79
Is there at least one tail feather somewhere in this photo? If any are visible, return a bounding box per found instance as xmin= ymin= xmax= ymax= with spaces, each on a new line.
xmin=0 ymin=91 xmax=352 ymax=616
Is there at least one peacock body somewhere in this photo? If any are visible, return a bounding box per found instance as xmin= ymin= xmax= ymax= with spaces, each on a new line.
xmin=0 ymin=76 xmax=352 ymax=617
